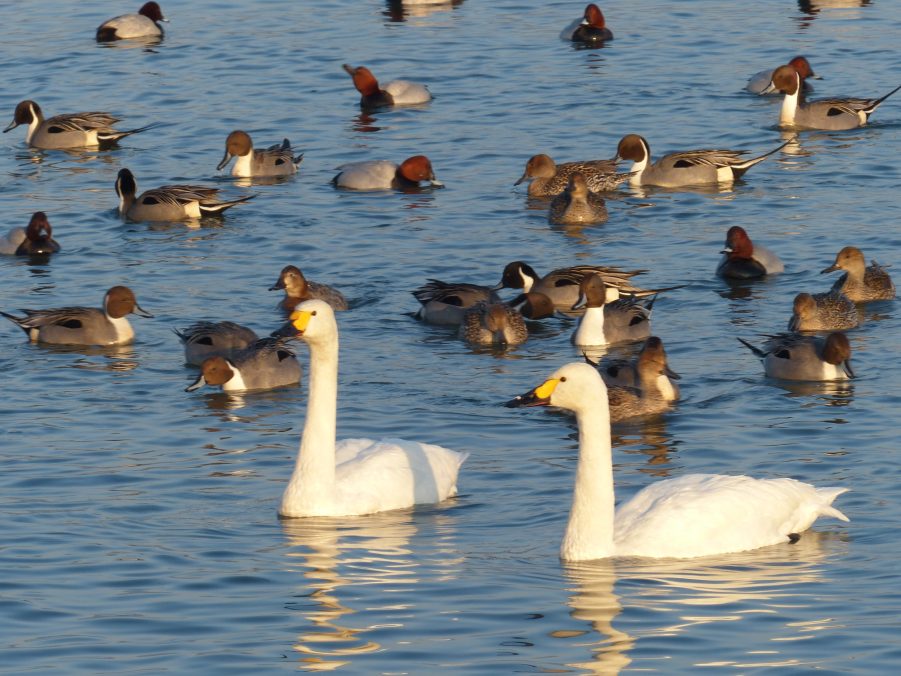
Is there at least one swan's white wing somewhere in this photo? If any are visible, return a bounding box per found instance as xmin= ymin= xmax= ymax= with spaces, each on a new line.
xmin=614 ymin=474 xmax=848 ymax=559
xmin=334 ymin=438 xmax=468 ymax=514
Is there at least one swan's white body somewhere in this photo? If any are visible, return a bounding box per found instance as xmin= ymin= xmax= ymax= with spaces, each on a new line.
xmin=510 ymin=363 xmax=849 ymax=561
xmin=280 ymin=300 xmax=467 ymax=517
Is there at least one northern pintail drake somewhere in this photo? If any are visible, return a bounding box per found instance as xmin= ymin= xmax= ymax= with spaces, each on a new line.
xmin=514 ymin=154 xmax=628 ymax=197
xmin=1 ymin=285 xmax=152 ymax=345
xmin=459 ymin=302 xmax=527 ymax=346
xmin=570 ymin=4 xmax=613 ymax=45
xmin=186 ymin=338 xmax=301 ymax=392
xmin=0 ymin=212 xmax=60 ymax=256
xmin=116 ymin=168 xmax=255 ymax=221
xmin=615 ymin=134 xmax=787 ymax=188
xmin=746 ymin=56 xmax=818 ymax=96
xmin=332 ymin=155 xmax=442 ymax=191
xmin=766 ymin=64 xmax=901 ymax=130
xmin=548 ymin=173 xmax=608 ymax=225
xmin=739 ymin=332 xmax=854 ymax=381
xmin=717 ymin=225 xmax=784 ymax=279
xmin=270 ymin=265 xmax=349 ymax=312
xmin=598 ymin=336 xmax=680 ymax=402
xmin=412 ymin=279 xmax=501 ymax=325
xmin=280 ymin=300 xmax=467 ymax=517
xmin=571 ymin=273 xmax=653 ymax=346
xmin=174 ymin=321 xmax=260 ymax=367
xmin=217 ymin=130 xmax=303 ymax=178
xmin=788 ymin=291 xmax=859 ymax=331
xmin=96 ymin=2 xmax=167 ymax=41
xmin=3 ymin=100 xmax=157 ymax=149
xmin=494 ymin=261 xmax=673 ymax=312
xmin=342 ymin=64 xmax=431 ymax=110
xmin=821 ymin=246 xmax=895 ymax=302
xmin=506 ymin=361 xmax=848 ymax=560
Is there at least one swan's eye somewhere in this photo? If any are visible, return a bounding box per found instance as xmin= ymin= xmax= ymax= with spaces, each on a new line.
xmin=560 ymin=377 xmax=567 ymax=382
xmin=311 ymin=310 xmax=317 ymax=316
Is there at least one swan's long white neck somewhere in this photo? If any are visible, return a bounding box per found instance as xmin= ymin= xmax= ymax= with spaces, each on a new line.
xmin=780 ymin=77 xmax=799 ymax=126
xmin=561 ymin=389 xmax=615 ymax=561
xmin=280 ymin=329 xmax=339 ymax=516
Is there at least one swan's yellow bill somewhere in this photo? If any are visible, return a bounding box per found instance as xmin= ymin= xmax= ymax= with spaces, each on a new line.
xmin=290 ymin=309 xmax=313 ymax=333
xmin=534 ymin=378 xmax=559 ymax=400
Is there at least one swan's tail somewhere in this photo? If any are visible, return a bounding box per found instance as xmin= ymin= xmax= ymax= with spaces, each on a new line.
xmin=817 ymin=486 xmax=850 ymax=522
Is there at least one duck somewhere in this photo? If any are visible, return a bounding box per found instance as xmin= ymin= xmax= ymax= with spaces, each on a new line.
xmin=570 ymin=4 xmax=613 ymax=45
xmin=269 ymin=265 xmax=349 ymax=313
xmin=788 ymin=291 xmax=859 ymax=331
xmin=96 ymin=2 xmax=168 ymax=41
xmin=598 ymin=336 xmax=680 ymax=402
xmin=174 ymin=321 xmax=260 ymax=367
xmin=507 ymin=291 xmax=558 ymax=320
xmin=746 ymin=56 xmax=818 ymax=96
xmin=332 ymin=155 xmax=442 ymax=191
xmin=412 ymin=279 xmax=502 ymax=325
xmin=1 ymin=285 xmax=152 ymax=345
xmin=116 ymin=168 xmax=255 ymax=221
xmin=0 ymin=212 xmax=60 ymax=256
xmin=821 ymin=246 xmax=894 ymax=302
xmin=548 ymin=173 xmax=608 ymax=225
xmin=571 ymin=273 xmax=653 ymax=346
xmin=514 ymin=154 xmax=628 ymax=197
xmin=216 ymin=130 xmax=303 ymax=178
xmin=716 ymin=225 xmax=784 ymax=279
xmin=604 ymin=344 xmax=679 ymax=422
xmin=3 ymin=100 xmax=156 ymax=149
xmin=494 ymin=261 xmax=673 ymax=312
xmin=280 ymin=299 xmax=468 ymax=517
xmin=459 ymin=302 xmax=528 ymax=346
xmin=766 ymin=64 xmax=901 ymax=130
xmin=614 ymin=134 xmax=787 ymax=188
xmin=739 ymin=332 xmax=854 ymax=381
xmin=185 ymin=338 xmax=301 ymax=392
xmin=342 ymin=63 xmax=431 ymax=110
xmin=505 ymin=361 xmax=849 ymax=560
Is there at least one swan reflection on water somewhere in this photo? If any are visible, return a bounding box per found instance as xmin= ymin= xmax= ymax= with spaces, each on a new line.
xmin=281 ymin=512 xmax=462 ymax=670
xmin=560 ymin=531 xmax=845 ymax=674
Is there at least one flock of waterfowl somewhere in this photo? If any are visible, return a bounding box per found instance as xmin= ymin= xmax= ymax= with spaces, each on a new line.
xmin=2 ymin=2 xmax=897 ymax=561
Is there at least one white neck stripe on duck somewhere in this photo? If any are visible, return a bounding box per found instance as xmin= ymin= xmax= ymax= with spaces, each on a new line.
xmin=780 ymin=71 xmax=800 ymax=126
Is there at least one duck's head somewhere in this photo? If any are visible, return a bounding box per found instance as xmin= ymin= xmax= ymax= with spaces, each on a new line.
xmin=4 ymin=100 xmax=41 ymax=132
xmin=270 ymin=264 xmax=308 ymax=296
xmin=571 ymin=272 xmax=607 ymax=311
xmin=615 ymin=134 xmax=650 ymax=163
xmin=186 ymin=356 xmax=235 ymax=391
xmin=104 ymin=285 xmax=153 ymax=319
xmin=218 ymin=130 xmax=253 ymax=169
xmin=821 ymin=246 xmax=865 ymax=275
xmin=514 ymin=154 xmax=556 ymax=185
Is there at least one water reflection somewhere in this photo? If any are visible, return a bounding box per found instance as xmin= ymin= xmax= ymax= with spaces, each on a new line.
xmin=612 ymin=417 xmax=676 ymax=476
xmin=348 ymin=112 xmax=383 ymax=133
xmin=383 ymin=0 xmax=465 ymax=22
xmin=561 ymin=532 xmax=841 ymax=673
xmin=37 ymin=343 xmax=142 ymax=371
xmin=280 ymin=515 xmax=420 ymax=670
xmin=773 ymin=378 xmax=855 ymax=404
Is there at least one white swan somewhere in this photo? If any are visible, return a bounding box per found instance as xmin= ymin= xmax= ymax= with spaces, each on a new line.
xmin=506 ymin=362 xmax=849 ymax=561
xmin=280 ymin=299 xmax=467 ymax=517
